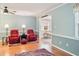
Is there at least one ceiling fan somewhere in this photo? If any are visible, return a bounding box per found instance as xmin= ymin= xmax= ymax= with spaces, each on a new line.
xmin=0 ymin=6 xmax=16 ymax=14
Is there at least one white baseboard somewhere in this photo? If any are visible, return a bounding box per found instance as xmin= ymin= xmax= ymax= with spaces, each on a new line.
xmin=52 ymin=44 xmax=76 ymax=56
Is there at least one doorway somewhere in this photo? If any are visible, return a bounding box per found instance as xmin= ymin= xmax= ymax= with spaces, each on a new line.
xmin=39 ymin=15 xmax=52 ymax=52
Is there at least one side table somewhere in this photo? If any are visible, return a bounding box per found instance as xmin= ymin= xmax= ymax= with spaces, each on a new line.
xmin=2 ymin=37 xmax=5 ymax=45
xmin=2 ymin=36 xmax=8 ymax=45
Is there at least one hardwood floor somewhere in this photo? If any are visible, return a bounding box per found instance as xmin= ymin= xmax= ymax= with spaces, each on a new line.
xmin=0 ymin=40 xmax=72 ymax=56
xmin=52 ymin=46 xmax=72 ymax=56
xmin=0 ymin=41 xmax=39 ymax=56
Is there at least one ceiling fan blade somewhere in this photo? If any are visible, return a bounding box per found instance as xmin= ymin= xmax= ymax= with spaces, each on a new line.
xmin=0 ymin=8 xmax=3 ymax=13
xmin=0 ymin=7 xmax=3 ymax=10
xmin=0 ymin=6 xmax=16 ymax=15
xmin=8 ymin=11 xmax=15 ymax=14
xmin=9 ymin=12 xmax=14 ymax=14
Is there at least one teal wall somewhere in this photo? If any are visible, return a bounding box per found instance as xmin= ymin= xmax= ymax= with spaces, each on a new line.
xmin=0 ymin=14 xmax=36 ymax=36
xmin=53 ymin=36 xmax=79 ymax=55
xmin=49 ymin=4 xmax=75 ymax=37
xmin=48 ymin=4 xmax=79 ymax=55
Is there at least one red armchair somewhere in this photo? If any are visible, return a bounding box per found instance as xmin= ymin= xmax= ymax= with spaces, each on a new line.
xmin=27 ymin=29 xmax=37 ymax=42
xmin=8 ymin=29 xmax=20 ymax=44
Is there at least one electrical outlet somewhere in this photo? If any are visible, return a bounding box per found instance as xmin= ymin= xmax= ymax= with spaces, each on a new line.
xmin=59 ymin=41 xmax=62 ymax=44
xmin=66 ymin=43 xmax=69 ymax=47
xmin=54 ymin=26 xmax=56 ymax=29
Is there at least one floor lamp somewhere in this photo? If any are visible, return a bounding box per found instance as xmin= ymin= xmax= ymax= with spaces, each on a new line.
xmin=5 ymin=24 xmax=9 ymax=36
xmin=22 ymin=24 xmax=26 ymax=34
xmin=4 ymin=24 xmax=9 ymax=45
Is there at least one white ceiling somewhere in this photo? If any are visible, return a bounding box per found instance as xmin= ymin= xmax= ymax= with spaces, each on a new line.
xmin=0 ymin=3 xmax=60 ymax=16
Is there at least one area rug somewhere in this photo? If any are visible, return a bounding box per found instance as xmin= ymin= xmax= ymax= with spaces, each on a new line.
xmin=15 ymin=49 xmax=53 ymax=56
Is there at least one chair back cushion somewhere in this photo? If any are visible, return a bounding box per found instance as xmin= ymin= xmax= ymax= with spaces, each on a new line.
xmin=10 ymin=29 xmax=19 ymax=37
xmin=27 ymin=29 xmax=34 ymax=34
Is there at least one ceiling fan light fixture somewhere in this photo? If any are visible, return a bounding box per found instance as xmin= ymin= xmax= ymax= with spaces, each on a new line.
xmin=0 ymin=6 xmax=16 ymax=15
xmin=4 ymin=9 xmax=8 ymax=13
xmin=4 ymin=6 xmax=8 ymax=13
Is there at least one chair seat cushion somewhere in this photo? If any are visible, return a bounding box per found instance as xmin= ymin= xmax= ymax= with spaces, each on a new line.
xmin=9 ymin=36 xmax=19 ymax=40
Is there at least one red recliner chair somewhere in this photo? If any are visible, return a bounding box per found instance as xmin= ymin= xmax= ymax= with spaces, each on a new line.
xmin=27 ymin=29 xmax=37 ymax=42
xmin=8 ymin=29 xmax=20 ymax=44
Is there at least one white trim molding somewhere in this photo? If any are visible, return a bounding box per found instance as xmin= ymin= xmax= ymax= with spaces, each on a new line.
xmin=52 ymin=33 xmax=75 ymax=40
xmin=52 ymin=44 xmax=76 ymax=56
